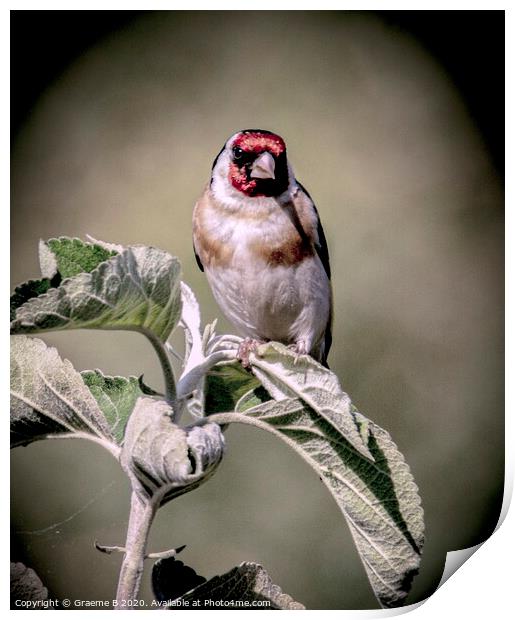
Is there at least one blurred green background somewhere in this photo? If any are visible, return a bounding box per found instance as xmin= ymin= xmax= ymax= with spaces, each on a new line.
xmin=11 ymin=11 xmax=503 ymax=609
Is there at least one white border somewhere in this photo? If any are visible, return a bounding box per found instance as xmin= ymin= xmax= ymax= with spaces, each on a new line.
xmin=6 ymin=5 xmax=510 ymax=617
xmin=4 ymin=2 xmax=512 ymax=11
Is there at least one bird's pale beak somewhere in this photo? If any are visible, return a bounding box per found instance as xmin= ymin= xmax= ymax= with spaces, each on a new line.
xmin=250 ymin=151 xmax=275 ymax=180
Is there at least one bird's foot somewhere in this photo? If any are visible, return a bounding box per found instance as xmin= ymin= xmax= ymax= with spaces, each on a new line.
xmin=237 ymin=338 xmax=263 ymax=369
xmin=288 ymin=341 xmax=309 ymax=365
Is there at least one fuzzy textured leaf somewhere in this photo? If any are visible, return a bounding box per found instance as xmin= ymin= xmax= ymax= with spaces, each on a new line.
xmin=152 ymin=557 xmax=207 ymax=604
xmin=81 ymin=370 xmax=150 ymax=444
xmin=85 ymin=234 xmax=125 ymax=254
xmin=11 ymin=245 xmax=182 ymax=342
xmin=204 ymin=362 xmax=269 ymax=414
xmin=177 ymin=562 xmax=304 ymax=609
xmin=153 ymin=558 xmax=304 ymax=609
xmin=10 ymin=279 xmax=53 ymax=322
xmin=208 ymin=399 xmax=424 ymax=608
xmin=120 ymin=398 xmax=224 ymax=507
xmin=39 ymin=237 xmax=117 ymax=279
xmin=10 ymin=336 xmax=115 ymax=449
xmin=249 ymin=342 xmax=372 ymax=460
xmin=179 ymin=281 xmax=202 ymax=368
xmin=10 ymin=563 xmax=49 ymax=604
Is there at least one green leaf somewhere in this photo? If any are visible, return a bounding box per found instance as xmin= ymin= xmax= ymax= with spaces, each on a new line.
xmin=85 ymin=234 xmax=125 ymax=254
xmin=39 ymin=237 xmax=117 ymax=279
xmin=10 ymin=279 xmax=53 ymax=322
xmin=120 ymin=398 xmax=225 ymax=507
xmin=11 ymin=245 xmax=182 ymax=342
xmin=208 ymin=400 xmax=424 ymax=609
xmin=249 ymin=342 xmax=372 ymax=460
xmin=81 ymin=370 xmax=150 ymax=444
xmin=172 ymin=562 xmax=305 ymax=609
xmin=10 ymin=335 xmax=117 ymax=452
xmin=204 ymin=362 xmax=270 ymax=415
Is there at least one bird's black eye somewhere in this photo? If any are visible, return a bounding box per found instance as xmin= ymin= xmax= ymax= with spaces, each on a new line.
xmin=232 ymin=146 xmax=244 ymax=161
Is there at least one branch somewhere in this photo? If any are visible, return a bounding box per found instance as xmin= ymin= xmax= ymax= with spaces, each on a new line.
xmin=115 ymin=493 xmax=156 ymax=607
xmin=141 ymin=329 xmax=177 ymax=410
xmin=44 ymin=432 xmax=121 ymax=460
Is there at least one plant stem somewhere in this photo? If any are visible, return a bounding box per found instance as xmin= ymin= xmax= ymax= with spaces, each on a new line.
xmin=142 ymin=330 xmax=177 ymax=409
xmin=115 ymin=493 xmax=155 ymax=607
xmin=45 ymin=432 xmax=121 ymax=460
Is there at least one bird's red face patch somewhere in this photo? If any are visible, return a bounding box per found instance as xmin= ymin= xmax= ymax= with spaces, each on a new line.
xmin=229 ymin=163 xmax=259 ymax=195
xmin=228 ymin=131 xmax=288 ymax=198
xmin=232 ymin=132 xmax=286 ymax=157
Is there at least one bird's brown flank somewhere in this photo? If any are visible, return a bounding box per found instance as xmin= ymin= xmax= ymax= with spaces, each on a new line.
xmin=193 ymin=188 xmax=319 ymax=270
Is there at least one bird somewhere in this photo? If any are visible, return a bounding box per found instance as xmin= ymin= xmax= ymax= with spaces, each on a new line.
xmin=192 ymin=129 xmax=333 ymax=367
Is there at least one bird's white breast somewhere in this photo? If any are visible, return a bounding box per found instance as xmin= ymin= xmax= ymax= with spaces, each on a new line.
xmin=201 ymin=203 xmax=331 ymax=348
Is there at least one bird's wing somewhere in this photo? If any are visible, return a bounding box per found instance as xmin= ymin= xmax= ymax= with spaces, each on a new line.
xmin=313 ymin=205 xmax=331 ymax=281
xmin=295 ymin=181 xmax=331 ymax=280
xmin=192 ymin=189 xmax=209 ymax=272
xmin=293 ymin=181 xmax=333 ymax=367
xmin=193 ymin=243 xmax=204 ymax=272
xmin=315 ymin=208 xmax=333 ymax=367
xmin=316 ymin=208 xmax=333 ymax=367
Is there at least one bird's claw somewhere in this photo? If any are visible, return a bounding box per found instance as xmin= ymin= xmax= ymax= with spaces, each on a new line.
xmin=237 ymin=338 xmax=262 ymax=368
xmin=288 ymin=341 xmax=308 ymax=365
